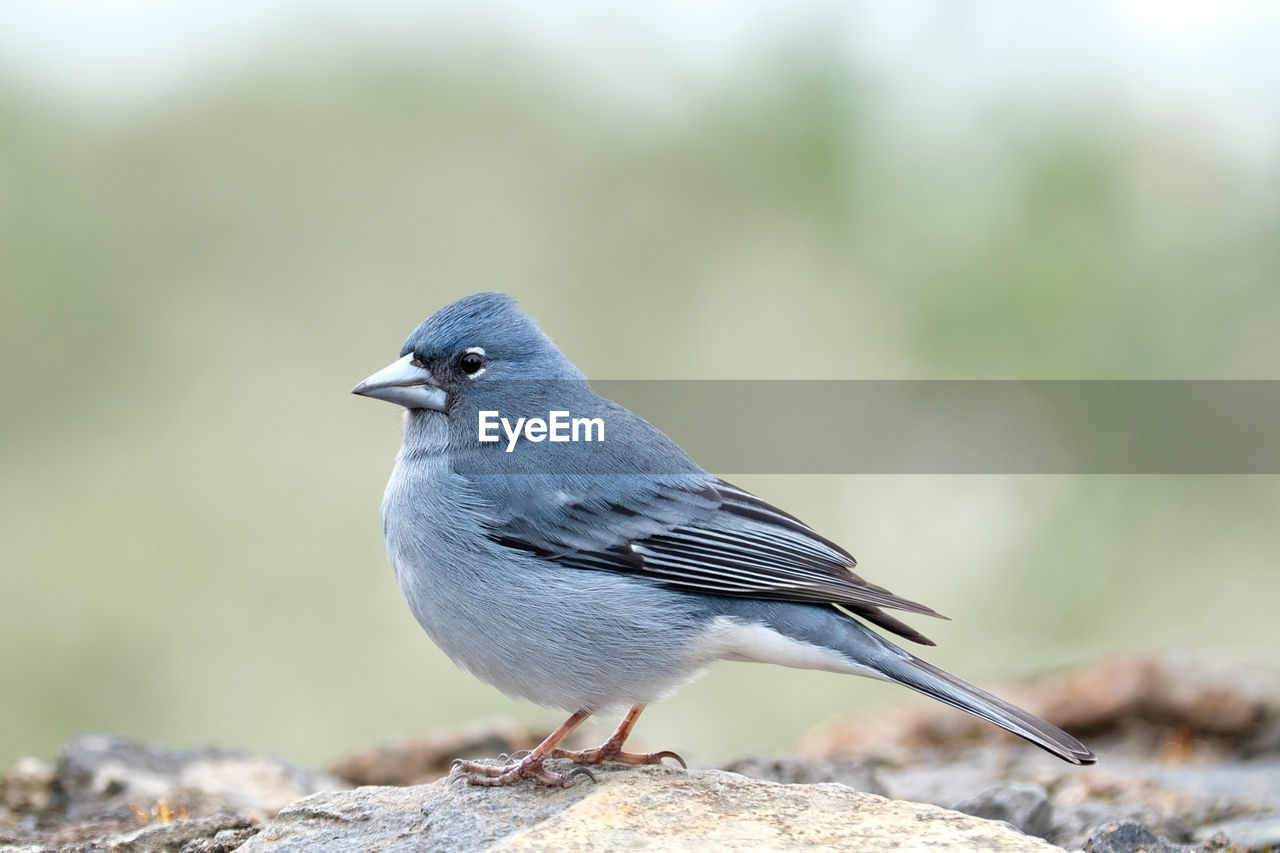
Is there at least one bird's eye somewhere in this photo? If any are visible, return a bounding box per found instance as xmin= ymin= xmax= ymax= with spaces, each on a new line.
xmin=458 ymin=348 xmax=486 ymax=376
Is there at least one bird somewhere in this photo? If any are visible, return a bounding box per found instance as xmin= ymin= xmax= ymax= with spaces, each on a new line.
xmin=352 ymin=292 xmax=1095 ymax=787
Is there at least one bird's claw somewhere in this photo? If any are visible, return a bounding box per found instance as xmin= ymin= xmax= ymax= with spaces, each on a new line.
xmin=650 ymin=750 xmax=688 ymax=769
xmin=449 ymin=755 xmax=596 ymax=788
xmin=564 ymin=765 xmax=597 ymax=785
xmin=449 ymin=758 xmax=508 ymax=782
xmin=547 ymin=746 xmax=687 ymax=768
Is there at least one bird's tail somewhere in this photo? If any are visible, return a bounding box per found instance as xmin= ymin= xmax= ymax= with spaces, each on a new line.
xmin=706 ymin=600 xmax=1095 ymax=764
xmin=871 ymin=651 xmax=1096 ymax=765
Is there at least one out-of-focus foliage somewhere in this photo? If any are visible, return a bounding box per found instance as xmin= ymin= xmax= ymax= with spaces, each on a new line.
xmin=1 ymin=35 xmax=1277 ymax=768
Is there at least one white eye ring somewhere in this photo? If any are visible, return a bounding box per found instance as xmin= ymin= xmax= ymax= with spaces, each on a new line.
xmin=459 ymin=346 xmax=487 ymax=377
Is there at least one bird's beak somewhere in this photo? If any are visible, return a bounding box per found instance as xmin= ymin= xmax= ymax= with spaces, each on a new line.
xmin=351 ymin=354 xmax=448 ymax=412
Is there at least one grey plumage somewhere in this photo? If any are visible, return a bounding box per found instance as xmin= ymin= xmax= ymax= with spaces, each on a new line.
xmin=354 ymin=292 xmax=1094 ymax=783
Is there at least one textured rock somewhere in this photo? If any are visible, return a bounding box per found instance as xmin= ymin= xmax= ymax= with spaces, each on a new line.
xmin=1084 ymin=819 xmax=1228 ymax=853
xmin=237 ymin=766 xmax=1063 ymax=853
xmin=6 ymin=652 xmax=1280 ymax=852
xmin=56 ymin=733 xmax=345 ymax=823
xmin=952 ymin=782 xmax=1053 ymax=839
xmin=797 ymin=652 xmax=1280 ymax=851
xmin=804 ymin=651 xmax=1280 ymax=764
xmin=0 ymin=734 xmax=343 ymax=852
xmin=1194 ymin=815 xmax=1280 ymax=851
xmin=719 ymin=756 xmax=886 ymax=795
xmin=102 ymin=814 xmax=256 ymax=853
xmin=0 ymin=758 xmax=55 ymax=816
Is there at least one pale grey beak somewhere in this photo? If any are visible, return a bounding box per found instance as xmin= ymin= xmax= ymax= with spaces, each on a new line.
xmin=352 ymin=354 xmax=448 ymax=412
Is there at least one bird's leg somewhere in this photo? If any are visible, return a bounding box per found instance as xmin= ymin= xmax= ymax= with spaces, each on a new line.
xmin=548 ymin=704 xmax=687 ymax=768
xmin=451 ymin=709 xmax=597 ymax=787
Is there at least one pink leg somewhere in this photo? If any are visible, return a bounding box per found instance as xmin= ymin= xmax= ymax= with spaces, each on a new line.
xmin=548 ymin=704 xmax=686 ymax=768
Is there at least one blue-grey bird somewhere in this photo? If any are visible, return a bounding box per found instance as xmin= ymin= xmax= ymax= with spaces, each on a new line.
xmin=353 ymin=292 xmax=1094 ymax=786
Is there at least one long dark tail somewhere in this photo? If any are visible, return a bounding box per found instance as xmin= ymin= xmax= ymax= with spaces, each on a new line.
xmin=709 ymin=599 xmax=1096 ymax=764
xmin=874 ymin=652 xmax=1095 ymax=764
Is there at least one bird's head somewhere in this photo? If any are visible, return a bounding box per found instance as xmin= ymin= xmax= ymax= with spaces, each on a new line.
xmin=352 ymin=292 xmax=584 ymax=417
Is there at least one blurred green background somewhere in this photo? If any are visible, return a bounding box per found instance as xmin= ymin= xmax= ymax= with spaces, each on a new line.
xmin=2 ymin=3 xmax=1278 ymax=769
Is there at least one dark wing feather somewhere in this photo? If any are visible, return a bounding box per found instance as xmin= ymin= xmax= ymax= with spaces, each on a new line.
xmin=486 ymin=478 xmax=943 ymax=645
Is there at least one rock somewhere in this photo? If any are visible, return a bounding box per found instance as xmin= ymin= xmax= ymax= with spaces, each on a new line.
xmin=0 ymin=757 xmax=55 ymax=815
xmin=0 ymin=734 xmax=344 ymax=852
xmin=1026 ymin=653 xmax=1280 ymax=749
xmin=863 ymin=749 xmax=1266 ymax=851
xmin=797 ymin=652 xmax=1280 ymax=850
xmin=181 ymin=825 xmax=264 ymax=853
xmin=236 ymin=765 xmax=1064 ymax=853
xmin=55 ymin=733 xmax=345 ymax=823
xmin=719 ymin=756 xmax=887 ymax=795
xmin=102 ymin=814 xmax=255 ymax=853
xmin=1195 ymin=814 xmax=1280 ymax=851
xmin=1084 ymin=819 xmax=1227 ymax=853
xmin=952 ymin=782 xmax=1053 ymax=839
xmin=6 ymin=652 xmax=1280 ymax=851
xmin=803 ymin=651 xmax=1280 ymax=763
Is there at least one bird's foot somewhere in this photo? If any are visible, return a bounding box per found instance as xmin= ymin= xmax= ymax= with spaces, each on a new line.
xmin=449 ymin=756 xmax=597 ymax=788
xmin=547 ymin=745 xmax=687 ymax=768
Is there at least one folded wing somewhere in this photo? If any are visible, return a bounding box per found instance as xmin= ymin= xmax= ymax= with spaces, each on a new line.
xmin=485 ymin=478 xmax=943 ymax=645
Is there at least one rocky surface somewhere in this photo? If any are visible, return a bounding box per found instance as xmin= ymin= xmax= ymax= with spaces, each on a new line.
xmin=0 ymin=734 xmax=342 ymax=853
xmin=787 ymin=651 xmax=1280 ymax=851
xmin=239 ymin=766 xmax=1063 ymax=852
xmin=2 ymin=652 xmax=1278 ymax=852
xmin=330 ymin=720 xmax=594 ymax=788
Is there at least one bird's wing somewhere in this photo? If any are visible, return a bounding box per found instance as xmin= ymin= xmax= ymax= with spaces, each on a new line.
xmin=483 ymin=477 xmax=943 ymax=645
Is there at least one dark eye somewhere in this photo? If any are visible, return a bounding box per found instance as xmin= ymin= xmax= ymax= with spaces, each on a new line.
xmin=458 ymin=348 xmax=486 ymax=375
